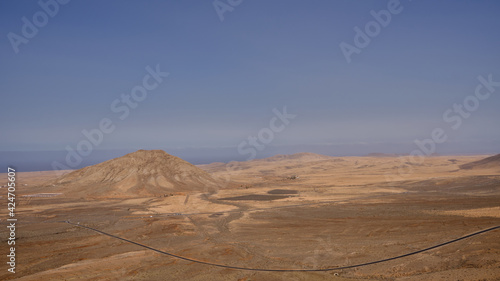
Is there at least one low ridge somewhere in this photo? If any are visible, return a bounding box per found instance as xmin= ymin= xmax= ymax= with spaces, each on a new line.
xmin=261 ymin=152 xmax=334 ymax=162
xmin=459 ymin=154 xmax=500 ymax=170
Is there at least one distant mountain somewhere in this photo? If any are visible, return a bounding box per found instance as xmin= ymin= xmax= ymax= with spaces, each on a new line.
xmin=52 ymin=150 xmax=219 ymax=197
xmin=459 ymin=154 xmax=500 ymax=170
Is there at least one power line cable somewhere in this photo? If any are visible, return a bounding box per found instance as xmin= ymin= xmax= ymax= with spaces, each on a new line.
xmin=63 ymin=221 xmax=500 ymax=272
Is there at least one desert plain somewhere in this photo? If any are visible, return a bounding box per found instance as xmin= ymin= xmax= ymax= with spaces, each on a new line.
xmin=1 ymin=150 xmax=499 ymax=280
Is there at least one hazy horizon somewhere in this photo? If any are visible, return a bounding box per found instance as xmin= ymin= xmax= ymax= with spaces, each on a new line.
xmin=1 ymin=0 xmax=499 ymax=171
xmin=2 ymin=144 xmax=498 ymax=172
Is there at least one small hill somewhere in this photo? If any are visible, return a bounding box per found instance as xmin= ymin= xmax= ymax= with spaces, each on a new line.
xmin=52 ymin=150 xmax=219 ymax=197
xmin=459 ymin=154 xmax=500 ymax=170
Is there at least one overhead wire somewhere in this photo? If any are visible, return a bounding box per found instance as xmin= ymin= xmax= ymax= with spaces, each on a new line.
xmin=63 ymin=221 xmax=500 ymax=272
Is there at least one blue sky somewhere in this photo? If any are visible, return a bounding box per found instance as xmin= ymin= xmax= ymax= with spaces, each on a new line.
xmin=1 ymin=0 xmax=499 ymax=165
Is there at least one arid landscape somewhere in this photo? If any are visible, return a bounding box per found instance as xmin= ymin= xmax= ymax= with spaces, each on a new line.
xmin=1 ymin=150 xmax=499 ymax=280
xmin=3 ymin=1 xmax=500 ymax=280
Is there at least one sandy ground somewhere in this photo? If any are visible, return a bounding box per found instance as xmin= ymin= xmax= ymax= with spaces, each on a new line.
xmin=1 ymin=155 xmax=499 ymax=280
